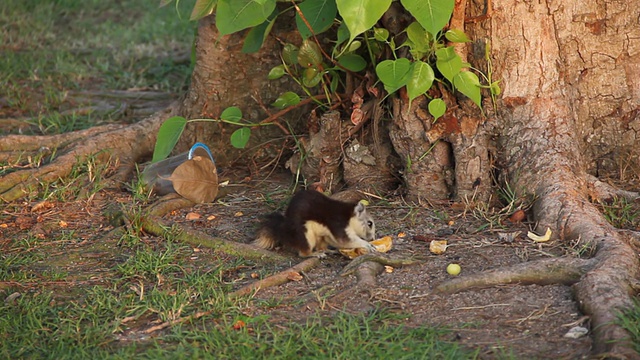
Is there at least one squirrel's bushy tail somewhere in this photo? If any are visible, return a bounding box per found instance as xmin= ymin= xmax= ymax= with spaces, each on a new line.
xmin=252 ymin=212 xmax=290 ymax=249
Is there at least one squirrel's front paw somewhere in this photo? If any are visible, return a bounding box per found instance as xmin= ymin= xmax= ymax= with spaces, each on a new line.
xmin=364 ymin=242 xmax=378 ymax=253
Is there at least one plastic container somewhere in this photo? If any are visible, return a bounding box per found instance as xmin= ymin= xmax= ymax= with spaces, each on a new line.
xmin=142 ymin=142 xmax=215 ymax=195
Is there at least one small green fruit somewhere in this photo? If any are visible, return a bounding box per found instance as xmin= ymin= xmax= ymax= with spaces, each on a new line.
xmin=447 ymin=263 xmax=461 ymax=276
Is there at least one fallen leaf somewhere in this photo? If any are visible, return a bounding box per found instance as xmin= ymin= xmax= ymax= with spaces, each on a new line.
xmin=59 ymin=220 xmax=68 ymax=228
xmin=508 ymin=209 xmax=526 ymax=223
xmin=429 ymin=240 xmax=448 ymax=254
xmin=564 ymin=326 xmax=588 ymax=339
xmin=234 ymin=211 xmax=244 ymax=217
xmin=232 ymin=320 xmax=246 ymax=330
xmin=250 ymin=272 xmax=259 ymax=279
xmin=0 ymin=224 xmax=8 ymax=228
xmin=397 ymin=232 xmax=406 ymax=238
xmin=185 ymin=212 xmax=201 ymax=220
xmin=31 ymin=201 xmax=55 ymax=213
xmin=286 ymin=272 xmax=303 ymax=281
xmin=165 ymin=155 xmax=218 ymax=204
xmin=207 ymin=215 xmax=216 ymax=221
xmin=527 ymin=227 xmax=552 ymax=242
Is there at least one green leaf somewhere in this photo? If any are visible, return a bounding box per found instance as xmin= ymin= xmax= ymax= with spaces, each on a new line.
xmin=453 ymin=71 xmax=482 ymax=107
xmin=242 ymin=14 xmax=277 ymax=53
xmin=336 ymin=22 xmax=350 ymax=48
xmin=435 ymin=46 xmax=462 ymax=83
xmin=336 ymin=0 xmax=392 ymax=44
xmin=428 ymin=98 xmax=446 ymax=120
xmin=296 ymin=0 xmax=337 ymax=39
xmin=152 ymin=116 xmax=187 ymax=163
xmin=220 ymin=106 xmax=243 ymax=123
xmin=216 ymin=0 xmax=276 ymax=35
xmin=375 ymin=58 xmax=412 ymax=94
xmin=298 ymin=39 xmax=323 ymax=68
xmin=268 ymin=65 xmax=286 ymax=80
xmin=190 ymin=0 xmax=217 ymax=21
xmin=373 ymin=27 xmax=389 ymax=42
xmin=490 ymin=81 xmax=501 ymax=96
xmin=445 ymin=28 xmax=471 ymax=43
xmin=271 ymin=92 xmax=301 ymax=109
xmin=405 ymin=22 xmax=430 ymax=53
xmin=406 ymin=61 xmax=434 ymax=105
xmin=400 ymin=0 xmax=454 ymax=36
xmin=282 ymin=44 xmax=299 ymax=65
xmin=302 ymin=67 xmax=323 ymax=87
xmin=230 ymin=128 xmax=251 ymax=149
xmin=338 ymin=54 xmax=367 ymax=72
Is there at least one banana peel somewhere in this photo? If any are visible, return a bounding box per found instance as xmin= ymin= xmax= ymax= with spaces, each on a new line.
xmin=339 ymin=236 xmax=393 ymax=259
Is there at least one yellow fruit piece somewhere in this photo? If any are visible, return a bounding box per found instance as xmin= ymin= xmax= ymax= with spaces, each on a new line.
xmin=447 ymin=263 xmax=461 ymax=276
xmin=527 ymin=227 xmax=552 ymax=242
xmin=429 ymin=240 xmax=448 ymax=254
xmin=339 ymin=236 xmax=393 ymax=259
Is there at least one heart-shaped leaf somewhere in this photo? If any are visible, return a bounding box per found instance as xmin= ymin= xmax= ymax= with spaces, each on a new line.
xmin=220 ymin=106 xmax=243 ymax=124
xmin=338 ymin=54 xmax=367 ymax=72
xmin=453 ymin=71 xmax=482 ymax=107
xmin=230 ymin=127 xmax=251 ymax=149
xmin=428 ymin=98 xmax=446 ymax=121
xmin=216 ymin=0 xmax=276 ymax=35
xmin=167 ymin=156 xmax=218 ymax=203
xmin=296 ymin=0 xmax=337 ymax=39
xmin=400 ymin=0 xmax=454 ymax=37
xmin=336 ymin=0 xmax=392 ymax=44
xmin=375 ymin=58 xmax=411 ymax=94
xmin=436 ymin=46 xmax=463 ymax=83
xmin=242 ymin=14 xmax=277 ymax=53
xmin=406 ymin=60 xmax=434 ymax=105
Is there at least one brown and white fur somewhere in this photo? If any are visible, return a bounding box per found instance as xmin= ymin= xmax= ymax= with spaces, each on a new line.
xmin=253 ymin=190 xmax=376 ymax=257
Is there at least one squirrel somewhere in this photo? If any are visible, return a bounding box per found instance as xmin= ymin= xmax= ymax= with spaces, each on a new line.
xmin=253 ymin=190 xmax=377 ymax=257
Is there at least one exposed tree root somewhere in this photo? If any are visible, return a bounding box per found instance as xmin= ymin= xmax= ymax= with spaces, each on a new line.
xmin=229 ymin=257 xmax=320 ymax=298
xmin=341 ymin=253 xmax=419 ymax=277
xmin=138 ymin=212 xmax=282 ymax=262
xmin=434 ymin=257 xmax=597 ymax=293
xmin=0 ymin=103 xmax=180 ymax=202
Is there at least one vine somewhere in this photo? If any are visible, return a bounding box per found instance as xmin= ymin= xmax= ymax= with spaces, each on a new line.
xmin=152 ymin=0 xmax=500 ymax=162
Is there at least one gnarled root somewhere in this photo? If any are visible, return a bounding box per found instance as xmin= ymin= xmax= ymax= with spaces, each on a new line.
xmin=0 ymin=103 xmax=179 ymax=202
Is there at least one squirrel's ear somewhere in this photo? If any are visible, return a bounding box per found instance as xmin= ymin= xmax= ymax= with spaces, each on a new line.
xmin=355 ymin=202 xmax=365 ymax=214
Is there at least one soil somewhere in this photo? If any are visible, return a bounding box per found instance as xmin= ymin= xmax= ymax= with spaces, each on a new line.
xmin=0 ymin=171 xmax=594 ymax=359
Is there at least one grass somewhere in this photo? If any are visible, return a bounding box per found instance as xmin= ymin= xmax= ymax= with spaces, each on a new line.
xmin=617 ymin=298 xmax=640 ymax=353
xmin=1 ymin=1 xmax=479 ymax=358
xmin=0 ymin=0 xmax=196 ymax=131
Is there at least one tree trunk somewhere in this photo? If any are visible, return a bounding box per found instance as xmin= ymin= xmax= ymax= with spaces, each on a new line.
xmin=2 ymin=0 xmax=639 ymax=356
xmin=458 ymin=0 xmax=640 ymax=356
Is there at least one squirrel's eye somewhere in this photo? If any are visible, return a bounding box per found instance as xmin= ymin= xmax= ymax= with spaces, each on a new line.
xmin=367 ymin=220 xmax=373 ymax=228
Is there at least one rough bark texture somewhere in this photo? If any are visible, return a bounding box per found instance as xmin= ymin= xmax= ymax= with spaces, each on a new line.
xmin=463 ymin=0 xmax=640 ymax=356
xmin=175 ymin=12 xmax=304 ymax=167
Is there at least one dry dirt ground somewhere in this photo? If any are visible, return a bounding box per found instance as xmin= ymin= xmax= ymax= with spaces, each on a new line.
xmin=1 ymin=171 xmax=595 ymax=358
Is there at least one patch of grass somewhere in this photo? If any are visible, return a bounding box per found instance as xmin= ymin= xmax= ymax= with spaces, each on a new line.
xmin=0 ymin=251 xmax=45 ymax=281
xmin=600 ymin=197 xmax=640 ymax=230
xmin=165 ymin=309 xmax=476 ymax=359
xmin=1 ymin=0 xmax=196 ymax=126
xmin=617 ymin=298 xmax=640 ymax=354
